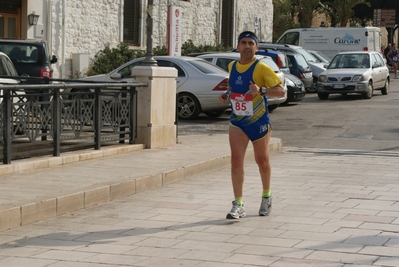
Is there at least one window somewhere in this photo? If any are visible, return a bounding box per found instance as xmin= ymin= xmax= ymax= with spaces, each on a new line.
xmin=123 ymin=0 xmax=141 ymax=46
xmin=373 ymin=53 xmax=384 ymax=67
xmin=215 ymin=58 xmax=233 ymax=71
xmin=371 ymin=54 xmax=381 ymax=68
xmin=0 ymin=12 xmax=20 ymax=38
xmin=119 ymin=61 xmax=142 ymax=78
xmin=278 ymin=32 xmax=299 ymax=45
xmin=221 ymin=0 xmax=233 ymax=47
xmin=157 ymin=60 xmax=185 ymax=77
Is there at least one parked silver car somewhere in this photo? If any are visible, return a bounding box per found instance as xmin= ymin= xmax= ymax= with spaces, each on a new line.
xmin=0 ymin=52 xmax=21 ymax=103
xmin=317 ymin=51 xmax=389 ymax=100
xmin=308 ymin=50 xmax=331 ymax=64
xmin=197 ymin=52 xmax=288 ymax=112
xmin=75 ymin=56 xmax=231 ymax=120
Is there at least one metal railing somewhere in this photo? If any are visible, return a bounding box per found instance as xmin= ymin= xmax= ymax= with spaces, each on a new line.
xmin=0 ymin=78 xmax=147 ymax=164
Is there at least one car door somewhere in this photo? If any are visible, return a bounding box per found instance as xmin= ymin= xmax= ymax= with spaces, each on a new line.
xmin=374 ymin=53 xmax=388 ymax=88
xmin=371 ymin=53 xmax=383 ymax=88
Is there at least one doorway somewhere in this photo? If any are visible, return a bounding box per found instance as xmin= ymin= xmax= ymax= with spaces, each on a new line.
xmin=0 ymin=12 xmax=21 ymax=38
xmin=0 ymin=0 xmax=22 ymax=38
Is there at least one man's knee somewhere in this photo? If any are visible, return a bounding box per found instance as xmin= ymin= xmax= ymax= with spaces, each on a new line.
xmin=255 ymin=155 xmax=270 ymax=167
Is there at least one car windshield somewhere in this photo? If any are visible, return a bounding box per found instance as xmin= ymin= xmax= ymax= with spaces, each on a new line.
xmin=292 ymin=54 xmax=309 ymax=71
xmin=259 ymin=57 xmax=279 ymax=73
xmin=328 ymin=54 xmax=370 ymax=69
xmin=295 ymin=48 xmax=319 ymax=63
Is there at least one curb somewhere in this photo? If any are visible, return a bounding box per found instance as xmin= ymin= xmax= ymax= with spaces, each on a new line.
xmin=0 ymin=138 xmax=282 ymax=232
xmin=0 ymin=144 xmax=145 ymax=176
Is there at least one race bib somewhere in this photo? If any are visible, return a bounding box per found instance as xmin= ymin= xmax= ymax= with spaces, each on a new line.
xmin=393 ymin=56 xmax=398 ymax=62
xmin=230 ymin=92 xmax=253 ymax=116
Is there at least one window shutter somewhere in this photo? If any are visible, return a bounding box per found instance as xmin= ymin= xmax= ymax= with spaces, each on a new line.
xmin=123 ymin=0 xmax=140 ymax=46
xmin=221 ymin=0 xmax=233 ymax=47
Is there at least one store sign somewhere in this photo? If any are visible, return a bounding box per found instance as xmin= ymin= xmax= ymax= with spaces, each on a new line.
xmin=167 ymin=6 xmax=182 ymax=56
xmin=373 ymin=9 xmax=396 ymax=27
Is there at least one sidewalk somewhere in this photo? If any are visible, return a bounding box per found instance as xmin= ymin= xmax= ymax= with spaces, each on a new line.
xmin=0 ymin=134 xmax=399 ymax=266
xmin=0 ymin=134 xmax=281 ymax=232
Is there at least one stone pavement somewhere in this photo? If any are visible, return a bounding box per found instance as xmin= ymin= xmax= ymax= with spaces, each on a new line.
xmin=0 ymin=134 xmax=278 ymax=231
xmin=0 ymin=134 xmax=399 ymax=266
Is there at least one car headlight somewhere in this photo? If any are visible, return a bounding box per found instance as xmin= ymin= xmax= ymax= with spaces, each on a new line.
xmin=285 ymin=77 xmax=295 ymax=87
xmin=353 ymin=75 xmax=364 ymax=82
xmin=319 ymin=75 xmax=327 ymax=82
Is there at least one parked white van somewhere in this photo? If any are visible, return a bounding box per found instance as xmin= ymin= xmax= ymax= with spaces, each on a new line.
xmin=276 ymin=27 xmax=382 ymax=59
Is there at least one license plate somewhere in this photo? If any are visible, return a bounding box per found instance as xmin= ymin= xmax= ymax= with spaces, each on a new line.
xmin=333 ymin=84 xmax=345 ymax=89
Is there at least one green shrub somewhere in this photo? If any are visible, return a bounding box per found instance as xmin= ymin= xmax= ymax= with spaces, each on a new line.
xmin=85 ymin=41 xmax=232 ymax=76
xmin=86 ymin=43 xmax=145 ymax=76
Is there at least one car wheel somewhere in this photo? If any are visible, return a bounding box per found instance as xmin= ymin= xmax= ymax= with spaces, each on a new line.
xmin=381 ymin=80 xmax=389 ymax=95
xmin=268 ymin=104 xmax=279 ymax=112
xmin=204 ymin=110 xmax=226 ymax=118
xmin=306 ymin=77 xmax=318 ymax=93
xmin=362 ymin=82 xmax=373 ymax=99
xmin=317 ymin=92 xmax=329 ymax=100
xmin=177 ymin=93 xmax=201 ymax=120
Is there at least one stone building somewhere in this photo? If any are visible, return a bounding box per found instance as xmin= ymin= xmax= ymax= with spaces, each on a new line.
xmin=0 ymin=0 xmax=274 ymax=78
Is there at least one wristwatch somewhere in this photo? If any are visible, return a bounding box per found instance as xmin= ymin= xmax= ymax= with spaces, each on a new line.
xmin=260 ymin=87 xmax=267 ymax=95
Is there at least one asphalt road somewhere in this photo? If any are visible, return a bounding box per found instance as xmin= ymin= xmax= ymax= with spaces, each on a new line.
xmin=178 ymin=75 xmax=399 ymax=152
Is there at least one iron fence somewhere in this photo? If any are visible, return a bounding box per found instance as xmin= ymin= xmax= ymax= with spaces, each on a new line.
xmin=0 ymin=79 xmax=147 ymax=164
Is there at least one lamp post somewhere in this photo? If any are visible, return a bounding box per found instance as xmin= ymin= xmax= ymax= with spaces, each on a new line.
xmin=142 ymin=0 xmax=158 ymax=66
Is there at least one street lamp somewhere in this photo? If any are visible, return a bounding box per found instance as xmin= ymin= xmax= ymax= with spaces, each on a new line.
xmin=142 ymin=0 xmax=158 ymax=66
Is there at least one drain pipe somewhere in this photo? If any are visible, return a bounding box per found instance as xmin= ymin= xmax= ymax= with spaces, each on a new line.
xmin=61 ymin=0 xmax=66 ymax=78
xmin=119 ymin=0 xmax=123 ymax=41
xmin=46 ymin=0 xmax=53 ymax=70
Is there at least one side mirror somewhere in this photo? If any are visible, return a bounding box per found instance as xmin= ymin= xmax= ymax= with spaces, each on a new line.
xmin=110 ymin=72 xmax=122 ymax=80
xmin=50 ymin=55 xmax=58 ymax=64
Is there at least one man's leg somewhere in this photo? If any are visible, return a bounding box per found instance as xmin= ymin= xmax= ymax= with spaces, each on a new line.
xmin=253 ymin=132 xmax=271 ymax=191
xmin=226 ymin=126 xmax=249 ymax=219
xmin=229 ymin=126 xmax=249 ymax=199
xmin=253 ymin=132 xmax=272 ymax=216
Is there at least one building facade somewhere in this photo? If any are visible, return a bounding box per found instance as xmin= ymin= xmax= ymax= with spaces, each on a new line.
xmin=0 ymin=0 xmax=274 ymax=78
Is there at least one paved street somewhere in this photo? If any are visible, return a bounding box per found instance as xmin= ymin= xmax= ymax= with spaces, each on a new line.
xmin=0 ymin=74 xmax=398 ymax=266
xmin=0 ymin=137 xmax=399 ymax=266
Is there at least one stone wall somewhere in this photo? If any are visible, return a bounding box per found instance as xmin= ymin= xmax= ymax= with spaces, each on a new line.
xmin=47 ymin=0 xmax=273 ymax=78
xmin=50 ymin=0 xmax=122 ymax=78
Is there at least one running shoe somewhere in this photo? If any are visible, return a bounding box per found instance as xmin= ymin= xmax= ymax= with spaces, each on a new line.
xmin=226 ymin=200 xmax=246 ymax=219
xmin=259 ymin=196 xmax=272 ymax=216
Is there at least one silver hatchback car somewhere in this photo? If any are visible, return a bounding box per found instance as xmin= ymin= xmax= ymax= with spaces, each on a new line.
xmin=317 ymin=51 xmax=389 ymax=100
